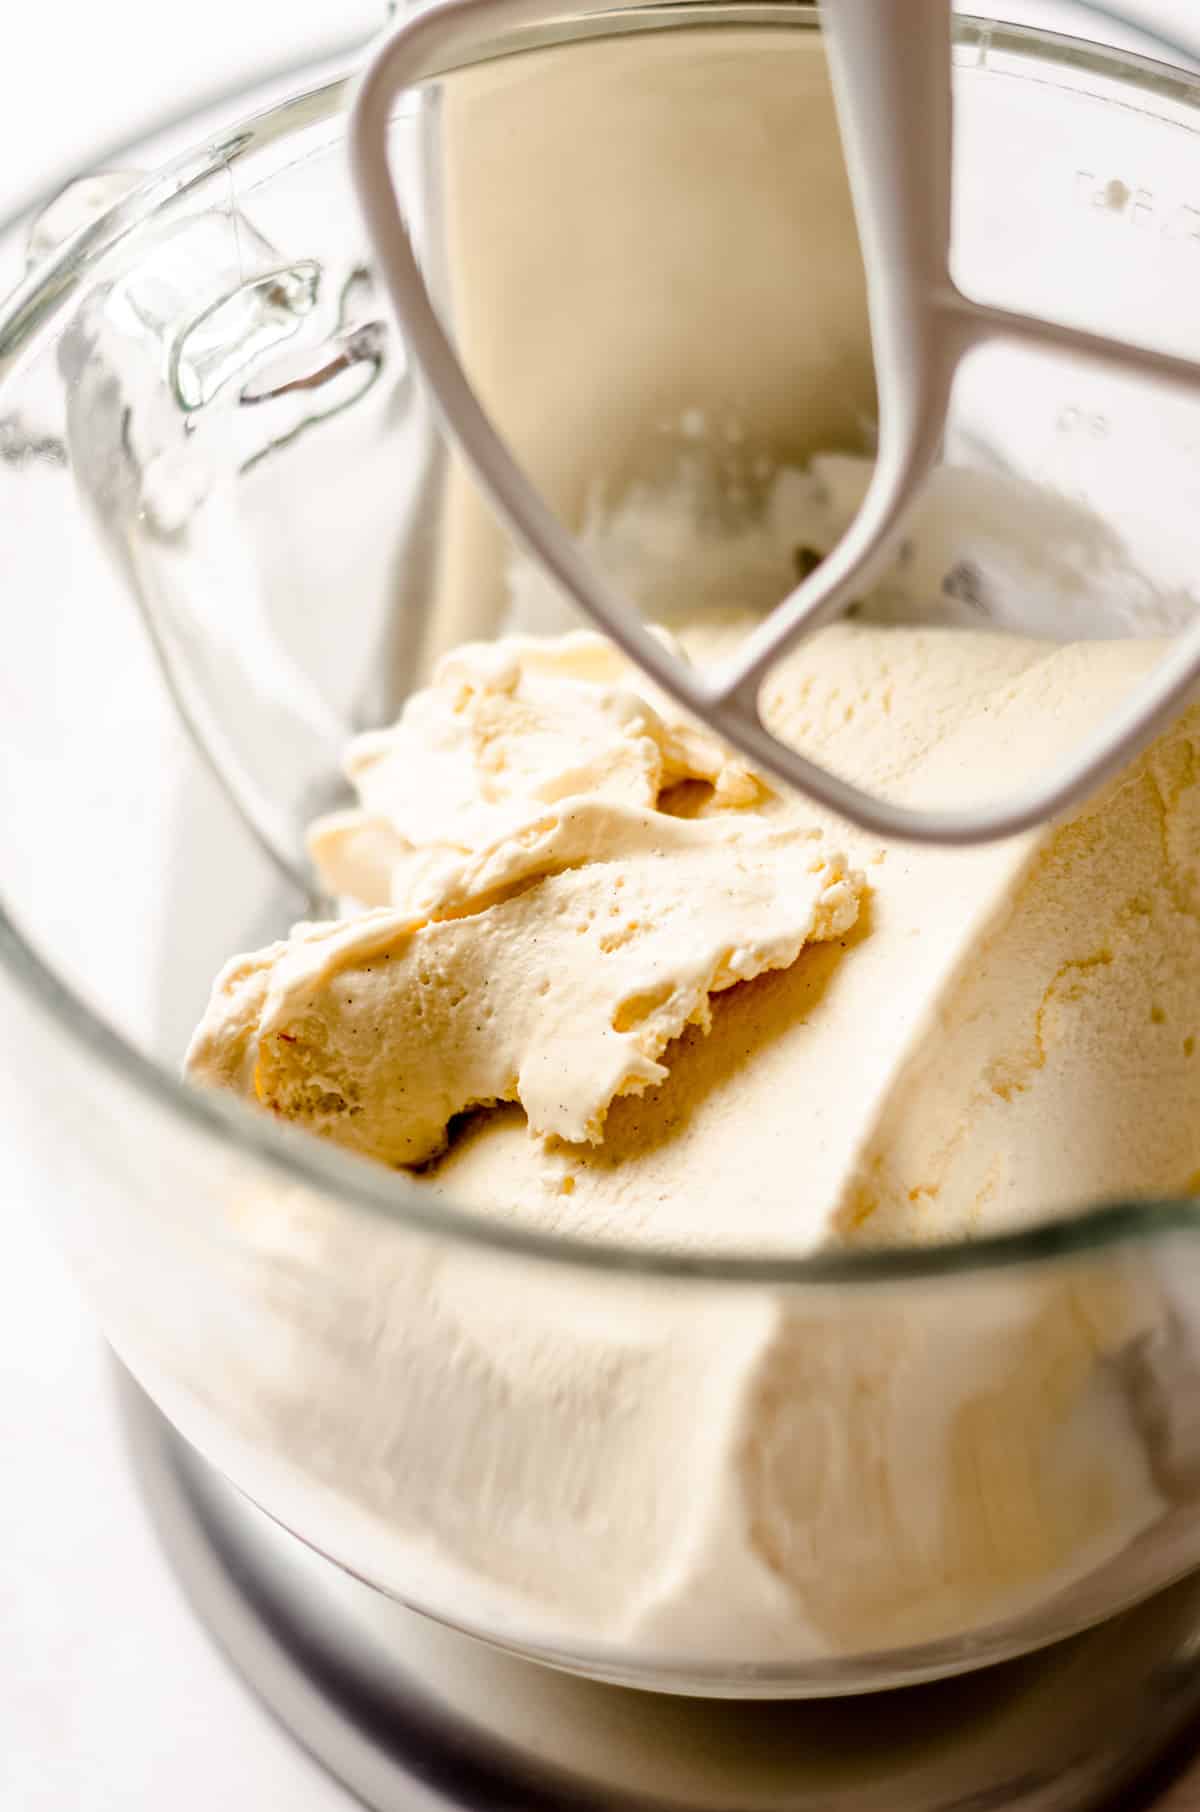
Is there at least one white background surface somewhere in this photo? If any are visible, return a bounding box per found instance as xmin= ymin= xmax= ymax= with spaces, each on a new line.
xmin=3 ymin=4 xmax=1200 ymax=1810
xmin=2 ymin=12 xmax=372 ymax=1807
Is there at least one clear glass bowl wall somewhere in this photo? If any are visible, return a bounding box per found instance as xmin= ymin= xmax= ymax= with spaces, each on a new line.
xmin=5 ymin=7 xmax=1200 ymax=1696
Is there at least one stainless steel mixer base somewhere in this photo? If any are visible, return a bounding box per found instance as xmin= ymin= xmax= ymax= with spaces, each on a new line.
xmin=116 ymin=1362 xmax=1200 ymax=1812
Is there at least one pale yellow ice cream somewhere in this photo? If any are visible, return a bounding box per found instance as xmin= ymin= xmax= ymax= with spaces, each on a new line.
xmin=192 ymin=616 xmax=1200 ymax=1251
xmin=188 ymin=631 xmax=863 ymax=1166
xmin=183 ymin=617 xmax=1200 ymax=1670
xmin=189 ymin=802 xmax=861 ymax=1165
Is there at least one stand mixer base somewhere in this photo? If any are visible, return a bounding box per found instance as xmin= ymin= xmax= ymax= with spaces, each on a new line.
xmin=116 ymin=1361 xmax=1200 ymax=1812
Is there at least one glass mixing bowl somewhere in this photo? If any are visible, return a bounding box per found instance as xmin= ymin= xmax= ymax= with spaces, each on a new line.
xmin=7 ymin=3 xmax=1200 ymax=1698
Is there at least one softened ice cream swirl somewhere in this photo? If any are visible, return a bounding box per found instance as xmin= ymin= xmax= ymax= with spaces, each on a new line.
xmin=188 ymin=631 xmax=863 ymax=1164
xmin=184 ymin=613 xmax=1200 ymax=1666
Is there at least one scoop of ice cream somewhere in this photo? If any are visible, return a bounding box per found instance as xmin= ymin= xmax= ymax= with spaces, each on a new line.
xmin=189 ymin=801 xmax=862 ymax=1163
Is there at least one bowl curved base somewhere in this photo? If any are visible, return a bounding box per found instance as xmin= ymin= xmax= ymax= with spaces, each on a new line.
xmin=116 ymin=1358 xmax=1200 ymax=1812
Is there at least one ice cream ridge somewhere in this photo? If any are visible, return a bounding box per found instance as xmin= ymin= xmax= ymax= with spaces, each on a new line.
xmin=189 ymin=616 xmax=1200 ymax=1252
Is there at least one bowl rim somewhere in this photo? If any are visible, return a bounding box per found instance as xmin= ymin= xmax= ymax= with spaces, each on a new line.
xmin=6 ymin=1 xmax=1200 ymax=1289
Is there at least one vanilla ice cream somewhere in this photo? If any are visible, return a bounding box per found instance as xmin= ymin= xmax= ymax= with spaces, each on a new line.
xmin=190 ymin=612 xmax=1200 ymax=1254
xmin=188 ymin=631 xmax=863 ymax=1165
xmin=177 ymin=611 xmax=1200 ymax=1667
